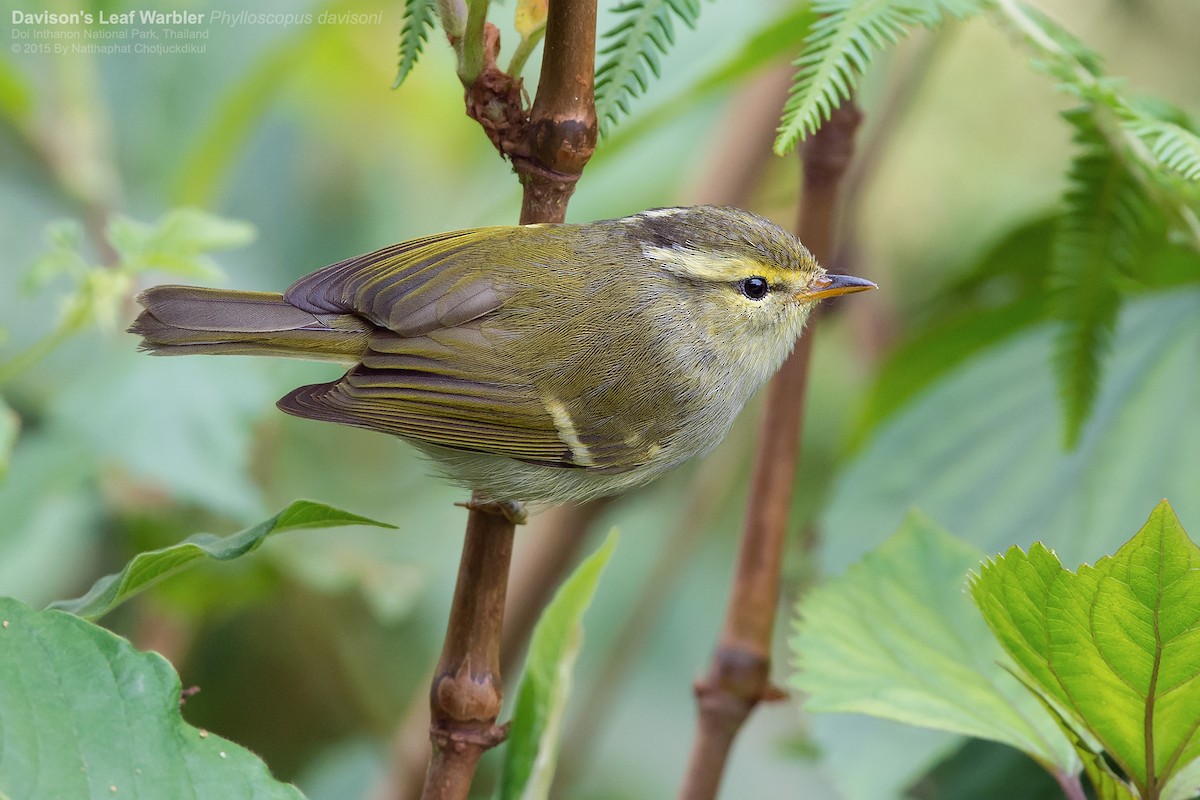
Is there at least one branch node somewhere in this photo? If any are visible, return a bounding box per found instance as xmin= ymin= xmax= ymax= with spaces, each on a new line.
xmin=694 ymin=645 xmax=771 ymax=708
xmin=433 ymin=662 xmax=504 ymax=723
xmin=429 ymin=720 xmax=509 ymax=751
xmin=464 ymin=67 xmax=527 ymax=159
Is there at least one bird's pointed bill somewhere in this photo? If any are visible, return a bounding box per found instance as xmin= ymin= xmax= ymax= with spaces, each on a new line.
xmin=797 ymin=274 xmax=876 ymax=301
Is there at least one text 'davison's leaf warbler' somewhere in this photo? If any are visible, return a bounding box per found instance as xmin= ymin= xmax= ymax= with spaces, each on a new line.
xmin=130 ymin=206 xmax=875 ymax=504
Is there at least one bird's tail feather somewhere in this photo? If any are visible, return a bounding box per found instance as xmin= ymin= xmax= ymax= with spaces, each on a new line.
xmin=129 ymin=285 xmax=370 ymax=362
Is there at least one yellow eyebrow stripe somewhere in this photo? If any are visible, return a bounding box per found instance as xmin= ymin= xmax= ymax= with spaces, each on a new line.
xmin=642 ymin=245 xmax=792 ymax=284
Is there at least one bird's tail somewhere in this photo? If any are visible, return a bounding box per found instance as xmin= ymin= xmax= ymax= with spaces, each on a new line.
xmin=129 ymin=285 xmax=370 ymax=362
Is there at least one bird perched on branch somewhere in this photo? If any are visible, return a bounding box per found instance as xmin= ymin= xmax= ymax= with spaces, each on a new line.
xmin=131 ymin=206 xmax=874 ymax=505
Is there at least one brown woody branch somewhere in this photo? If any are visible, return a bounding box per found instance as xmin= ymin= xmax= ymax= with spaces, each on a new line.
xmin=679 ymin=100 xmax=864 ymax=800
xmin=416 ymin=2 xmax=600 ymax=799
xmin=461 ymin=1 xmax=598 ymax=224
xmin=421 ymin=496 xmax=514 ymax=800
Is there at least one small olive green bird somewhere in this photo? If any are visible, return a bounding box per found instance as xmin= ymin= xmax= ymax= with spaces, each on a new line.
xmin=131 ymin=206 xmax=874 ymax=504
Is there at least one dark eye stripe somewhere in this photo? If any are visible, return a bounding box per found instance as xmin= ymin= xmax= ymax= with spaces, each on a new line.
xmin=738 ymin=276 xmax=769 ymax=300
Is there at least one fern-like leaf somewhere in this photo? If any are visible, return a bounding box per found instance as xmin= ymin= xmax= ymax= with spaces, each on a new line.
xmin=774 ymin=0 xmax=985 ymax=154
xmin=1125 ymin=118 xmax=1200 ymax=182
xmin=1051 ymin=110 xmax=1162 ymax=446
xmin=594 ymin=0 xmax=705 ymax=132
xmin=394 ymin=0 xmax=438 ymax=89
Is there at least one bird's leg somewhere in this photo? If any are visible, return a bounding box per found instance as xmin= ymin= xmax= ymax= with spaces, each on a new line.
xmin=457 ymin=497 xmax=528 ymax=525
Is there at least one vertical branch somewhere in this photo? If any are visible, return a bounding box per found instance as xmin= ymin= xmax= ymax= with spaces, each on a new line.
xmin=556 ymin=66 xmax=794 ymax=792
xmin=376 ymin=504 xmax=604 ymax=800
xmin=421 ymin=496 xmax=514 ymax=800
xmin=678 ymin=100 xmax=864 ymax=800
xmin=414 ymin=3 xmax=600 ymax=800
xmin=517 ymin=0 xmax=598 ymax=223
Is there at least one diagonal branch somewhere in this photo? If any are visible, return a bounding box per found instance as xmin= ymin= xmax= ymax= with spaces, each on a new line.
xmin=679 ymin=99 xmax=864 ymax=800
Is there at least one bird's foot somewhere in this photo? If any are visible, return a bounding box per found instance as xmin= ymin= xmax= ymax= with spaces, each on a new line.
xmin=457 ymin=498 xmax=528 ymax=525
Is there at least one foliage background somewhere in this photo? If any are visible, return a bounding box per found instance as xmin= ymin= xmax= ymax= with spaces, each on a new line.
xmin=1 ymin=0 xmax=1198 ymax=797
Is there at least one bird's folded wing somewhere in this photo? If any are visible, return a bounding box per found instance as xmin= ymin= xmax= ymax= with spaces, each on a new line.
xmin=277 ymin=227 xmax=646 ymax=471
xmin=283 ymin=229 xmax=520 ymax=337
xmin=278 ymin=358 xmax=635 ymax=471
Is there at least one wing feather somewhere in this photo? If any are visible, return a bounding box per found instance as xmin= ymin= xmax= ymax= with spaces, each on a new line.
xmin=274 ymin=224 xmax=652 ymax=472
xmin=284 ymin=230 xmax=510 ymax=335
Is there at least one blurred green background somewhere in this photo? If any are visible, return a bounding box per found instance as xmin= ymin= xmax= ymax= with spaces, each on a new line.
xmin=2 ymin=0 xmax=1198 ymax=797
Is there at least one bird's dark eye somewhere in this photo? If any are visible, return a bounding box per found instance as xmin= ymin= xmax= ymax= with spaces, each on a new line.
xmin=738 ymin=276 xmax=770 ymax=301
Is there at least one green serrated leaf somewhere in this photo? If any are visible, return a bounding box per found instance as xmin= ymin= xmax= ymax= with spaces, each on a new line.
xmin=0 ymin=597 xmax=303 ymax=799
xmin=971 ymin=500 xmax=1200 ymax=797
xmin=395 ymin=0 xmax=437 ymax=88
xmin=774 ymin=0 xmax=985 ymax=154
xmin=792 ymin=512 xmax=1078 ymax=775
xmin=594 ymin=0 xmax=706 ymax=133
xmin=498 ymin=529 xmax=619 ymax=800
xmin=1015 ymin=682 xmax=1133 ymax=799
xmin=821 ymin=290 xmax=1200 ymax=794
xmin=49 ymin=500 xmax=396 ymax=620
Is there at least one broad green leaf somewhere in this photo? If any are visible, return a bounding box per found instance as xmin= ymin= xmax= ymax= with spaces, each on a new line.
xmin=498 ymin=530 xmax=619 ymax=800
xmin=825 ymin=288 xmax=1200 ymax=575
xmin=0 ymin=597 xmax=303 ymax=799
xmin=48 ymin=351 xmax=275 ymax=520
xmin=50 ymin=500 xmax=396 ymax=620
xmin=819 ymin=290 xmax=1200 ymax=797
xmin=0 ymin=430 xmax=98 ymax=607
xmin=0 ymin=397 xmax=15 ymax=479
xmin=971 ymin=500 xmax=1200 ymax=796
xmin=792 ymin=512 xmax=1077 ymax=776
